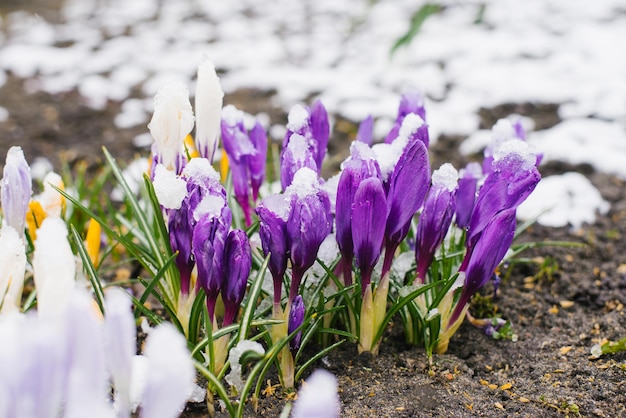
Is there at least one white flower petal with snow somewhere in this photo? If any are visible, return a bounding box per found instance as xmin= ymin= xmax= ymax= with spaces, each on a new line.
xmin=152 ymin=164 xmax=187 ymax=210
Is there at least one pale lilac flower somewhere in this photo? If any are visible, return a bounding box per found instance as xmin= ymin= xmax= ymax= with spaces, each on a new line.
xmin=414 ymin=164 xmax=458 ymax=283
xmin=194 ymin=59 xmax=224 ymax=162
xmin=291 ymin=369 xmax=340 ymax=418
xmin=32 ymin=217 xmax=76 ymax=317
xmin=1 ymin=146 xmax=32 ymax=238
xmin=148 ymin=81 xmax=195 ymax=173
xmin=288 ymin=295 xmax=305 ymax=351
xmin=0 ymin=226 xmax=26 ymax=313
xmin=221 ymin=229 xmax=251 ymax=326
xmin=104 ymin=288 xmax=136 ymax=418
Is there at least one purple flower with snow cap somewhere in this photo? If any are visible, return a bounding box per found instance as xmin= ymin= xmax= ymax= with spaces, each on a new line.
xmin=482 ymin=117 xmax=540 ymax=173
xmin=467 ymin=139 xmax=540 ymax=249
xmin=449 ymin=208 xmax=517 ymax=326
xmin=335 ymin=142 xmax=382 ymax=285
xmin=257 ymin=194 xmax=291 ymax=305
xmin=414 ymin=164 xmax=458 ymax=284
xmin=285 ymin=168 xmax=332 ymax=302
xmin=280 ymin=133 xmax=317 ymax=190
xmin=352 ymin=177 xmax=387 ymax=294
xmin=384 ymin=87 xmax=427 ymax=144
xmin=288 ymin=295 xmax=305 ymax=351
xmin=282 ymin=101 xmax=329 ymax=177
xmin=221 ymin=229 xmax=251 ymax=326
xmin=1 ymin=146 xmax=32 ymax=239
xmin=221 ymin=105 xmax=268 ymax=226
xmin=382 ymin=138 xmax=430 ymax=275
xmin=455 ymin=162 xmax=482 ymax=229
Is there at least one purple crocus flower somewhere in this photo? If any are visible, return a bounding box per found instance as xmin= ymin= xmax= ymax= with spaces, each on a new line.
xmin=168 ymin=200 xmax=194 ymax=295
xmin=384 ymin=88 xmax=427 ymax=144
xmin=1 ymin=146 xmax=32 ymax=239
xmin=191 ymin=192 xmax=232 ymax=321
xmin=414 ymin=164 xmax=458 ymax=284
xmin=221 ymin=105 xmax=268 ymax=226
xmin=282 ymin=101 xmax=330 ymax=176
xmin=482 ymin=118 xmax=541 ymax=173
xmin=351 ymin=177 xmax=387 ymax=294
xmin=280 ymin=134 xmax=317 ymax=190
xmin=335 ymin=142 xmax=382 ymax=285
xmin=288 ymin=295 xmax=305 ymax=351
xmin=455 ymin=162 xmax=482 ymax=229
xmin=382 ymin=138 xmax=430 ymax=275
xmin=449 ymin=208 xmax=517 ymax=326
xmin=466 ymin=140 xmax=540 ymax=249
xmin=221 ymin=229 xmax=251 ymax=326
xmin=356 ymin=115 xmax=374 ymax=145
xmin=257 ymin=194 xmax=291 ymax=305
xmin=285 ymin=168 xmax=332 ymax=302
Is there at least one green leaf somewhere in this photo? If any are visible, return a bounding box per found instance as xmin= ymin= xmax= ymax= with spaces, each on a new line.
xmin=69 ymin=224 xmax=105 ymax=315
xmin=390 ymin=3 xmax=443 ymax=57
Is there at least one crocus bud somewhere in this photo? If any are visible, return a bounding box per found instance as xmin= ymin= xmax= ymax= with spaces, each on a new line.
xmin=285 ymin=168 xmax=332 ymax=302
xmin=414 ymin=164 xmax=458 ymax=283
xmin=257 ymin=194 xmax=290 ymax=305
xmin=282 ymin=101 xmax=329 ymax=176
xmin=32 ymin=217 xmax=76 ymax=317
xmin=0 ymin=226 xmax=26 ymax=313
xmin=455 ymin=162 xmax=482 ymax=229
xmin=384 ymin=88 xmax=427 ymax=144
xmin=1 ymin=146 xmax=32 ymax=238
xmin=148 ymin=81 xmax=195 ymax=173
xmin=280 ymin=133 xmax=317 ymax=190
xmin=383 ymin=138 xmax=430 ymax=275
xmin=288 ymin=295 xmax=305 ymax=351
xmin=194 ymin=59 xmax=224 ymax=162
xmin=192 ymin=192 xmax=231 ymax=321
xmin=248 ymin=121 xmax=268 ymax=202
xmin=221 ymin=229 xmax=252 ymax=326
xmin=356 ymin=115 xmax=374 ymax=145
xmin=467 ymin=139 xmax=540 ymax=248
xmin=351 ymin=177 xmax=387 ymax=294
xmin=450 ymin=208 xmax=517 ymax=325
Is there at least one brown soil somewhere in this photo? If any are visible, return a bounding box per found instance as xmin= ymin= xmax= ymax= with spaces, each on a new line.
xmin=1 ymin=4 xmax=625 ymax=417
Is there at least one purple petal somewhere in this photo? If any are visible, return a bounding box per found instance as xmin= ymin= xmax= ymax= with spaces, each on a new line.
xmin=221 ymin=229 xmax=252 ymax=326
xmin=455 ymin=162 xmax=482 ymax=229
xmin=280 ymin=134 xmax=317 ymax=190
xmin=288 ymin=295 xmax=305 ymax=351
xmin=310 ymin=100 xmax=330 ymax=169
xmin=249 ymin=121 xmax=268 ymax=201
xmin=351 ymin=177 xmax=387 ymax=292
xmin=356 ymin=115 xmax=374 ymax=145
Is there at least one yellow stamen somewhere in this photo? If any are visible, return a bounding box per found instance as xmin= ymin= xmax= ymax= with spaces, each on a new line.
xmin=26 ymin=200 xmax=46 ymax=241
xmin=220 ymin=151 xmax=229 ymax=183
xmin=85 ymin=218 xmax=102 ymax=268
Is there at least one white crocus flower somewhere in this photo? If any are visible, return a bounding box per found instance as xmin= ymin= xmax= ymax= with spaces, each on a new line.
xmin=148 ymin=81 xmax=195 ymax=172
xmin=103 ymin=288 xmax=136 ymax=418
xmin=37 ymin=171 xmax=65 ymax=218
xmin=1 ymin=146 xmax=32 ymax=238
xmin=0 ymin=226 xmax=26 ymax=313
xmin=32 ymin=217 xmax=76 ymax=316
xmin=194 ymin=59 xmax=224 ymax=162
xmin=291 ymin=369 xmax=341 ymax=418
xmin=139 ymin=323 xmax=195 ymax=418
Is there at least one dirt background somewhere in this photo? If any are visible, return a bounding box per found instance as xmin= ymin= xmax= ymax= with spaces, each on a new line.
xmin=1 ymin=3 xmax=625 ymax=418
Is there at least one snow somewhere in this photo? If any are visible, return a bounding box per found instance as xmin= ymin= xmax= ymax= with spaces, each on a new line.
xmin=493 ymin=139 xmax=536 ymax=172
xmin=286 ymin=167 xmax=320 ymax=198
xmin=1 ymin=0 xmax=624 ymax=228
xmin=152 ymin=164 xmax=187 ymax=210
xmin=286 ymin=104 xmax=310 ymax=132
xmin=224 ymin=340 xmax=265 ymax=393
xmin=431 ymin=163 xmax=458 ymax=191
